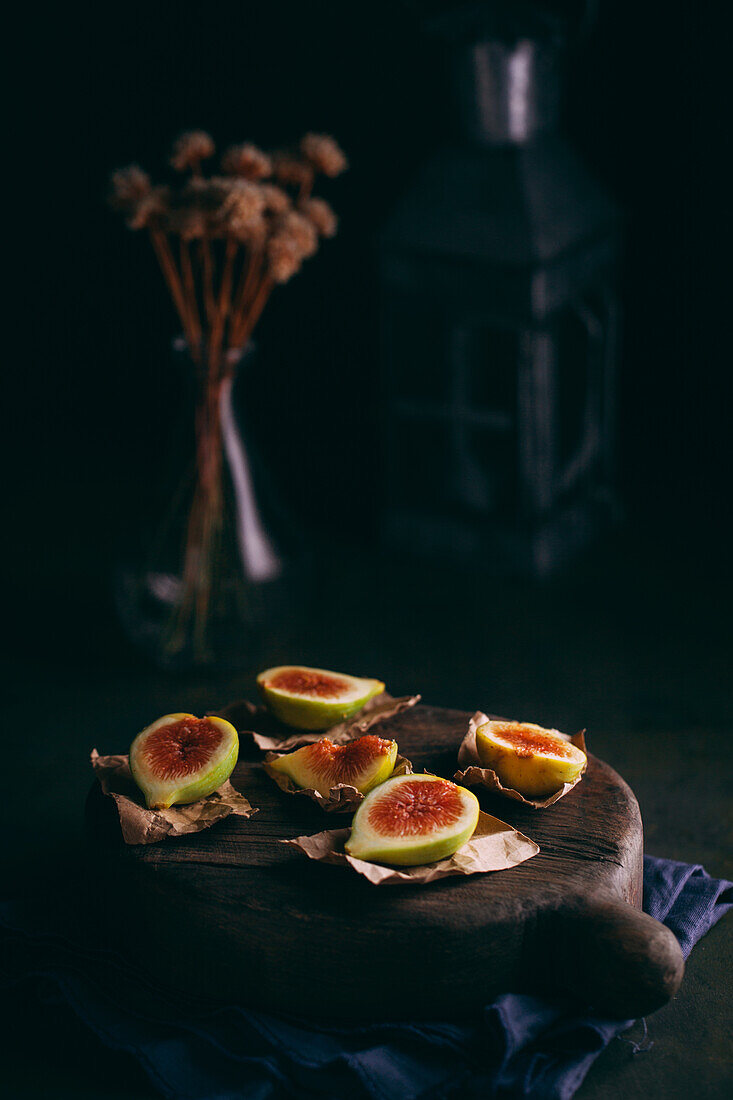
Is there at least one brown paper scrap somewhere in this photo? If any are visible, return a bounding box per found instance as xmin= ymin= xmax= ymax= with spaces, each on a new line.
xmin=263 ymin=753 xmax=413 ymax=813
xmin=90 ymin=750 xmax=257 ymax=846
xmin=454 ymin=712 xmax=588 ymax=809
xmin=285 ymin=809 xmax=539 ymax=886
xmin=216 ymin=693 xmax=421 ymax=752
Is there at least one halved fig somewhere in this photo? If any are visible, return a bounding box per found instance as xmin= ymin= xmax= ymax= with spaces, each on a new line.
xmin=257 ymin=665 xmax=385 ymax=730
xmin=345 ymin=774 xmax=479 ymax=866
xmin=475 ymin=719 xmax=586 ymax=798
xmin=267 ymin=734 xmax=398 ymax=797
xmin=129 ymin=713 xmax=239 ymax=809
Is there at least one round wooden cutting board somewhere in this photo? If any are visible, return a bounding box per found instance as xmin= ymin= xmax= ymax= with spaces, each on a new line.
xmin=86 ymin=705 xmax=683 ymax=1021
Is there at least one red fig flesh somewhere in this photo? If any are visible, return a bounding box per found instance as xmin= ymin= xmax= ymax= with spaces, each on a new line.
xmin=475 ymin=719 xmax=586 ymax=797
xmin=267 ymin=734 xmax=397 ymax=797
xmin=345 ymin=774 xmax=479 ymax=866
xmin=130 ymin=713 xmax=239 ymax=809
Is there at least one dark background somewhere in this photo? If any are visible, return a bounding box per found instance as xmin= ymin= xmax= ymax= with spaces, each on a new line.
xmin=3 ymin=6 xmax=732 ymax=1096
xmin=9 ymin=0 xmax=731 ymax=663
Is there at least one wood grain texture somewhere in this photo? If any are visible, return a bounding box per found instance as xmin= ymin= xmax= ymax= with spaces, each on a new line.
xmin=86 ymin=705 xmax=683 ymax=1020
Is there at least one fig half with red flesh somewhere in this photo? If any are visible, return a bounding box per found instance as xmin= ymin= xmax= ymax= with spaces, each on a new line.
xmin=475 ymin=719 xmax=586 ymax=798
xmin=129 ymin=713 xmax=239 ymax=809
xmin=267 ymin=734 xmax=398 ymax=797
xmin=345 ymin=774 xmax=480 ymax=866
xmin=257 ymin=665 xmax=385 ymax=730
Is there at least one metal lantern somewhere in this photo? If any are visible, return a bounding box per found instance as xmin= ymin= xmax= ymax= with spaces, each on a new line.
xmin=380 ymin=11 xmax=621 ymax=575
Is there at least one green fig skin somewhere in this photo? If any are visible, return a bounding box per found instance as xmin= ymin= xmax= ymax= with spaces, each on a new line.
xmin=345 ymin=774 xmax=480 ymax=867
xmin=129 ymin=713 xmax=240 ymax=810
xmin=257 ymin=665 xmax=385 ymax=731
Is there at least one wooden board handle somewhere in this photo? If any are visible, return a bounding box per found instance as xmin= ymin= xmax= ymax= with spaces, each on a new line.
xmin=546 ymin=895 xmax=684 ymax=1019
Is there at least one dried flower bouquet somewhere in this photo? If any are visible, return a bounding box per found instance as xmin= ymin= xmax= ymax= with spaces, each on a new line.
xmin=110 ymin=131 xmax=347 ymax=661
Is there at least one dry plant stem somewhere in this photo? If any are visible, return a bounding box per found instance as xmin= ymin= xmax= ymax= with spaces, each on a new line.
xmin=179 ymin=239 xmax=202 ymax=351
xmin=231 ymin=275 xmax=274 ymax=355
xmin=201 ymin=237 xmax=217 ymax=326
xmin=149 ymin=227 xmax=199 ymax=358
xmin=167 ymin=244 xmax=270 ymax=655
xmin=169 ymin=368 xmax=223 ymax=657
xmin=219 ymin=239 xmax=238 ymax=321
xmin=229 ymin=261 xmax=248 ymax=333
xmin=192 ymin=377 xmax=223 ymax=654
xmin=208 ymin=238 xmax=237 ymax=373
xmin=230 ymin=246 xmax=264 ymax=341
xmin=239 ymin=255 xmax=267 ymax=318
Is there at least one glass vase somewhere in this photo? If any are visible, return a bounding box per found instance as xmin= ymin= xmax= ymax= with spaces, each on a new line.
xmin=115 ymin=341 xmax=301 ymax=669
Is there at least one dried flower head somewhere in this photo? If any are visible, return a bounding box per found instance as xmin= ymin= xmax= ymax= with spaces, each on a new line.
xmin=187 ymin=179 xmax=227 ymax=238
xmin=272 ymin=152 xmax=313 ymax=188
xmin=217 ymin=179 xmax=267 ymax=235
xmin=221 ymin=143 xmax=272 ymax=180
xmin=166 ymin=178 xmax=217 ymax=239
xmin=267 ymin=235 xmax=303 ymax=283
xmin=109 ymin=165 xmax=151 ymax=211
xmin=275 ymin=210 xmax=318 ymax=258
xmin=109 ymin=126 xmax=345 ymax=342
xmin=126 ymin=185 xmax=170 ymax=230
xmin=260 ymin=183 xmax=292 ymax=215
xmin=300 ymin=133 xmax=347 ymax=177
xmin=170 ymin=131 xmax=215 ymax=172
xmin=231 ymin=214 xmax=267 ymax=246
xmin=168 ymin=204 xmax=209 ymax=241
xmin=202 ymin=176 xmax=231 ymax=206
xmin=298 ymin=196 xmax=338 ymax=238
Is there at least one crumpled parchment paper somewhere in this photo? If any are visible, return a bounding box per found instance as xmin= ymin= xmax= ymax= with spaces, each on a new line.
xmin=453 ymin=712 xmax=588 ymax=809
xmin=285 ymin=809 xmax=539 ymax=885
xmin=216 ymin=693 xmax=421 ymax=752
xmin=262 ymin=753 xmax=414 ymax=813
xmin=90 ymin=750 xmax=257 ymax=846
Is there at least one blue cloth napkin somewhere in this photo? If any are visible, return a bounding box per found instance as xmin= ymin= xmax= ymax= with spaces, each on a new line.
xmin=1 ymin=856 xmax=731 ymax=1100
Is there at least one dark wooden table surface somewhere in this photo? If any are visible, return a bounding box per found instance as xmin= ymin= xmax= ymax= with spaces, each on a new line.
xmin=2 ymin=538 xmax=731 ymax=1098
